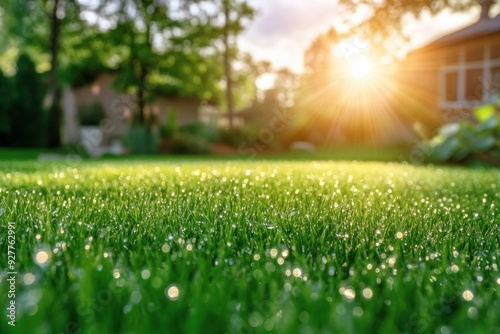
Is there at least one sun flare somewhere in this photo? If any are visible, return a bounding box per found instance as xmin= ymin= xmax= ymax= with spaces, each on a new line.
xmin=349 ymin=56 xmax=373 ymax=79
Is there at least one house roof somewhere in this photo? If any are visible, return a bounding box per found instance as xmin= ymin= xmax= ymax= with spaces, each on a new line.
xmin=422 ymin=14 xmax=500 ymax=51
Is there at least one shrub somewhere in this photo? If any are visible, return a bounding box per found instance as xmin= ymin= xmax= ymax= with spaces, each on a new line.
xmin=64 ymin=143 xmax=91 ymax=159
xmin=159 ymin=110 xmax=177 ymax=139
xmin=167 ymin=134 xmax=212 ymax=155
xmin=218 ymin=126 xmax=258 ymax=148
xmin=0 ymin=71 xmax=12 ymax=146
xmin=9 ymin=53 xmax=46 ymax=148
xmin=125 ymin=125 xmax=159 ymax=155
xmin=416 ymin=97 xmax=500 ymax=166
xmin=78 ymin=102 xmax=105 ymax=126
xmin=178 ymin=121 xmax=219 ymax=142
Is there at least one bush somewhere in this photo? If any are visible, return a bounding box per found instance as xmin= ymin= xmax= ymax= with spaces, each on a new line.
xmin=78 ymin=102 xmax=105 ymax=126
xmin=125 ymin=125 xmax=159 ymax=155
xmin=178 ymin=121 xmax=219 ymax=142
xmin=416 ymin=97 xmax=500 ymax=166
xmin=64 ymin=143 xmax=91 ymax=159
xmin=167 ymin=134 xmax=212 ymax=155
xmin=0 ymin=71 xmax=12 ymax=146
xmin=9 ymin=53 xmax=46 ymax=148
xmin=218 ymin=126 xmax=258 ymax=148
xmin=159 ymin=110 xmax=177 ymax=139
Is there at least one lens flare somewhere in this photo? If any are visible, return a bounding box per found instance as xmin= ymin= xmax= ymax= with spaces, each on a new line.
xmin=349 ymin=56 xmax=373 ymax=79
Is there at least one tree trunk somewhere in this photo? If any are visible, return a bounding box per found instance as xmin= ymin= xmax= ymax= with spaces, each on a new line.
xmin=137 ymin=63 xmax=147 ymax=125
xmin=136 ymin=11 xmax=151 ymax=129
xmin=479 ymin=0 xmax=493 ymax=19
xmin=223 ymin=0 xmax=235 ymax=130
xmin=47 ymin=0 xmax=61 ymax=148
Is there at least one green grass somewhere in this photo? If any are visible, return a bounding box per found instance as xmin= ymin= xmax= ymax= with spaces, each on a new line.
xmin=0 ymin=148 xmax=67 ymax=161
xmin=0 ymin=158 xmax=499 ymax=333
xmin=0 ymin=146 xmax=407 ymax=163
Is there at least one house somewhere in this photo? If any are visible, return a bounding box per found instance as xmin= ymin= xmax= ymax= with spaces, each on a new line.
xmin=199 ymin=103 xmax=245 ymax=129
xmin=62 ymin=73 xmax=200 ymax=147
xmin=400 ymin=3 xmax=500 ymax=127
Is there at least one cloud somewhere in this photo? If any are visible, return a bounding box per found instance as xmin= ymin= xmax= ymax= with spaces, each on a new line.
xmin=240 ymin=0 xmax=341 ymax=71
xmin=245 ymin=0 xmax=339 ymax=46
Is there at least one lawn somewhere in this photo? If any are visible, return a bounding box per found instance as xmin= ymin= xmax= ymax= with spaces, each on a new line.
xmin=0 ymin=158 xmax=499 ymax=333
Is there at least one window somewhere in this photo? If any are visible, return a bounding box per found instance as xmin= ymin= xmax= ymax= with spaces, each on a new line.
xmin=491 ymin=42 xmax=500 ymax=60
xmin=445 ymin=72 xmax=458 ymax=102
xmin=465 ymin=68 xmax=483 ymax=101
xmin=492 ymin=66 xmax=500 ymax=92
xmin=439 ymin=41 xmax=500 ymax=108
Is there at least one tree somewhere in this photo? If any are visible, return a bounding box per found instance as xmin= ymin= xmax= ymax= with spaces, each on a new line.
xmin=338 ymin=0 xmax=498 ymax=50
xmin=304 ymin=29 xmax=339 ymax=74
xmin=0 ymin=71 xmax=12 ymax=146
xmin=9 ymin=54 xmax=46 ymax=148
xmin=187 ymin=0 xmax=256 ymax=129
xmin=241 ymin=53 xmax=272 ymax=104
xmin=46 ymin=0 xmax=63 ymax=148
xmin=99 ymin=0 xmax=256 ymax=130
xmin=1 ymin=0 xmax=84 ymax=147
xmin=243 ymin=67 xmax=298 ymax=129
xmin=88 ymin=1 xmax=220 ymax=126
xmin=221 ymin=0 xmax=255 ymax=129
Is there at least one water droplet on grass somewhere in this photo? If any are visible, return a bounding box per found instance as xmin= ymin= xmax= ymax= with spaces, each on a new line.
xmin=131 ymin=290 xmax=142 ymax=304
xmin=467 ymin=307 xmax=478 ymax=319
xmin=123 ymin=304 xmax=132 ymax=314
xmin=141 ymin=269 xmax=151 ymax=280
xmin=34 ymin=250 xmax=50 ymax=266
xmin=462 ymin=290 xmax=474 ymax=301
xmin=353 ymin=307 xmax=363 ymax=317
xmin=292 ymin=268 xmax=302 ymax=278
xmin=362 ymin=288 xmax=373 ymax=299
xmin=342 ymin=288 xmax=356 ymax=301
xmin=166 ymin=285 xmax=180 ymax=300
xmin=248 ymin=312 xmax=263 ymax=328
xmin=23 ymin=273 xmax=36 ymax=285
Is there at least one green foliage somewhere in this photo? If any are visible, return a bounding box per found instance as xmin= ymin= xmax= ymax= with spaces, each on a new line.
xmin=64 ymin=143 xmax=91 ymax=159
xmin=338 ymin=0 xmax=490 ymax=53
xmin=9 ymin=53 xmax=46 ymax=148
xmin=218 ymin=126 xmax=257 ymax=148
xmin=167 ymin=134 xmax=212 ymax=155
xmin=0 ymin=70 xmax=12 ymax=145
xmin=178 ymin=121 xmax=219 ymax=142
xmin=125 ymin=125 xmax=159 ymax=155
xmin=159 ymin=110 xmax=178 ymax=139
xmin=62 ymin=57 xmax=110 ymax=88
xmin=418 ymin=98 xmax=500 ymax=165
xmin=78 ymin=102 xmax=105 ymax=126
xmin=97 ymin=0 xmax=201 ymax=123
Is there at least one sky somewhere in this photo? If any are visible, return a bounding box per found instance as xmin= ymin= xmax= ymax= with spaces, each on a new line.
xmin=238 ymin=0 xmax=480 ymax=74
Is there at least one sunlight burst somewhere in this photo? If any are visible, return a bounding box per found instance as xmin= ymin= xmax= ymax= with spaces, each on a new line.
xmin=349 ymin=56 xmax=373 ymax=79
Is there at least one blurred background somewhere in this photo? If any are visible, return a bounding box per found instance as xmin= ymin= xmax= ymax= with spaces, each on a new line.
xmin=0 ymin=0 xmax=499 ymax=163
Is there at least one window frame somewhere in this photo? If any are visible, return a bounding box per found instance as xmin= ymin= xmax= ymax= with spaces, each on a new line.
xmin=438 ymin=42 xmax=500 ymax=109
